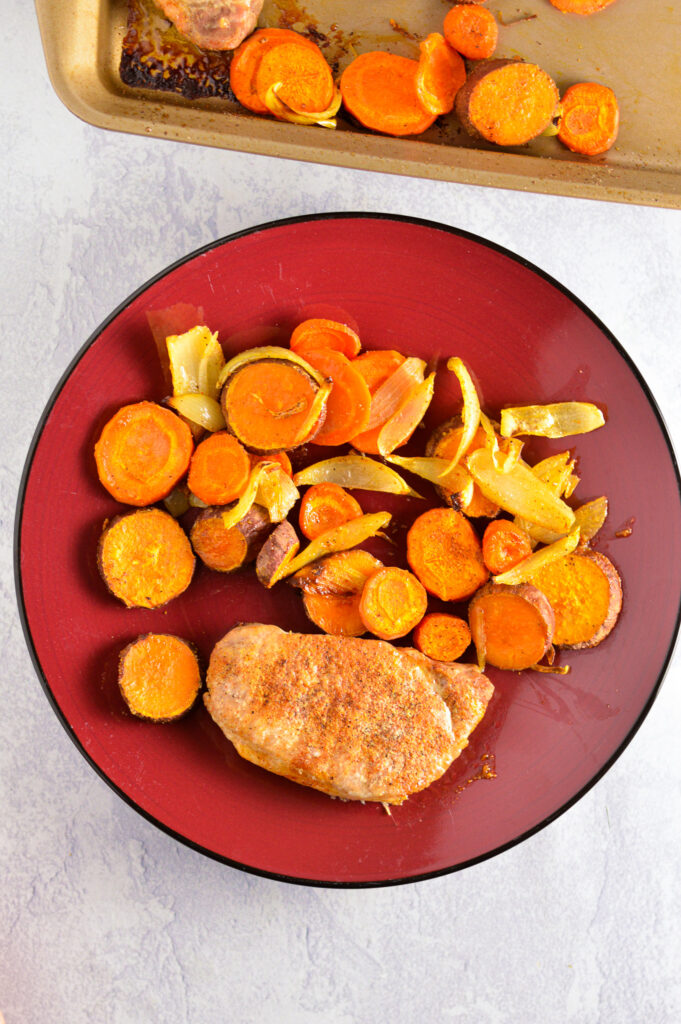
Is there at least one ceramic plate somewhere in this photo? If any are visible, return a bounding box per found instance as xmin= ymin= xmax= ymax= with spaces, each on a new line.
xmin=15 ymin=214 xmax=681 ymax=886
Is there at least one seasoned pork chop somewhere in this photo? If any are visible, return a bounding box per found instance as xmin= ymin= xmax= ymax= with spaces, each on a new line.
xmin=156 ymin=0 xmax=264 ymax=50
xmin=205 ymin=624 xmax=493 ymax=804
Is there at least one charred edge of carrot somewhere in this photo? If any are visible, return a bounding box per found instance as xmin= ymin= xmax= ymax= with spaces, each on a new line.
xmin=298 ymin=483 xmax=363 ymax=540
xmin=407 ymin=507 xmax=489 ymax=602
xmin=98 ymin=508 xmax=195 ymax=609
xmin=190 ymin=504 xmax=271 ymax=573
xmin=468 ymin=582 xmax=555 ymax=671
xmin=413 ymin=613 xmax=472 ymax=662
xmin=187 ymin=431 xmax=251 ymax=506
xmin=94 ymin=401 xmax=194 ymax=507
xmin=443 ymin=5 xmax=499 ymax=61
xmin=118 ymin=633 xmax=202 ymax=722
xmin=359 ymin=566 xmax=428 ymax=641
xmin=557 ymin=82 xmax=619 ymax=155
xmin=482 ymin=519 xmax=533 ymax=575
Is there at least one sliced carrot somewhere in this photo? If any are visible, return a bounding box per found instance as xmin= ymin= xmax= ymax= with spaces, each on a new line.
xmin=413 ymin=613 xmax=472 ymax=662
xmin=352 ymin=350 xmax=406 ymax=392
xmin=468 ymin=582 xmax=555 ymax=671
xmin=557 ymin=82 xmax=619 ymax=155
xmin=290 ymin=319 xmax=362 ymax=359
xmin=118 ymin=633 xmax=201 ymax=721
xmin=444 ymin=5 xmax=498 ymax=61
xmin=482 ymin=519 xmax=533 ymax=575
xmin=255 ymin=41 xmax=334 ymax=115
xmin=407 ymin=507 xmax=489 ymax=602
xmin=94 ymin=401 xmax=194 ymax=507
xmin=298 ymin=482 xmax=363 ymax=540
xmin=190 ymin=504 xmax=271 ymax=573
xmin=230 ymin=28 xmax=321 ymax=114
xmin=456 ymin=59 xmax=559 ymax=146
xmin=98 ymin=508 xmax=195 ymax=609
xmin=302 ymin=348 xmax=371 ymax=446
xmin=250 ymin=451 xmax=293 ymax=477
xmin=416 ymin=33 xmax=467 ymax=116
xmin=549 ymin=0 xmax=617 ymax=12
xmin=187 ymin=431 xmax=251 ymax=506
xmin=359 ymin=567 xmax=428 ymax=641
xmin=340 ymin=52 xmax=438 ymax=137
xmin=303 ymin=590 xmax=367 ymax=636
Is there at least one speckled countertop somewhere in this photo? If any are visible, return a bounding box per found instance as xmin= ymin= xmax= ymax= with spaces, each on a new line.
xmin=3 ymin=2 xmax=681 ymax=1021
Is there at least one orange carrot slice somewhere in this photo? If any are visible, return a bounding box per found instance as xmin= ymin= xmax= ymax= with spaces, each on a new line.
xmin=299 ymin=482 xmax=363 ymax=539
xmin=187 ymin=432 xmax=251 ymax=505
xmin=290 ymin=318 xmax=362 ymax=359
xmin=302 ymin=348 xmax=371 ymax=446
xmin=255 ymin=41 xmax=334 ymax=115
xmin=549 ymin=0 xmax=617 ymax=12
xmin=340 ymin=52 xmax=438 ymax=137
xmin=557 ymin=82 xmax=619 ymax=155
xmin=416 ymin=33 xmax=466 ymax=116
xmin=413 ymin=613 xmax=472 ymax=662
xmin=444 ymin=5 xmax=499 ymax=61
xmin=230 ymin=28 xmax=320 ymax=114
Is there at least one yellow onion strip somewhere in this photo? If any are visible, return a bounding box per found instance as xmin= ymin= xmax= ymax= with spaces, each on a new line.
xmin=467 ymin=447 xmax=576 ymax=535
xmin=493 ymin=526 xmax=581 ymax=585
xmin=479 ymin=411 xmax=523 ymax=473
xmin=166 ymin=326 xmax=224 ymax=399
xmin=293 ymin=380 xmax=332 ymax=445
xmin=216 ymin=345 xmax=327 ymax=392
xmin=443 ymin=357 xmax=481 ymax=470
xmin=514 ymin=452 xmax=576 ymax=544
xmin=385 ymin=455 xmax=476 ymax=508
xmin=574 ymin=496 xmax=608 ymax=545
xmin=293 ymin=454 xmax=422 ymax=498
xmin=163 ymin=486 xmax=190 ymax=518
xmin=377 ymin=373 xmax=435 ymax=456
xmin=222 ymin=463 xmax=299 ymax=531
xmin=264 ymin=82 xmax=343 ymax=128
xmin=167 ymin=393 xmax=226 ymax=432
xmin=500 ymin=402 xmax=605 ymax=439
xmin=364 ymin=358 xmax=426 ymax=431
xmin=270 ymin=512 xmax=392 ymax=585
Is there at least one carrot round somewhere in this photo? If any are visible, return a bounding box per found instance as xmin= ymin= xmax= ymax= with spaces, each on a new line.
xmin=444 ymin=5 xmax=498 ymax=61
xmin=528 ymin=550 xmax=622 ymax=649
xmin=416 ymin=33 xmax=467 ymax=116
xmin=340 ymin=52 xmax=438 ymax=137
xmin=303 ymin=590 xmax=366 ymax=636
xmin=413 ymin=613 xmax=472 ymax=662
xmin=290 ymin=319 xmax=362 ymax=359
xmin=455 ymin=59 xmax=559 ymax=146
xmin=351 ymin=350 xmax=407 ymax=454
xmin=549 ymin=0 xmax=617 ymax=12
xmin=359 ymin=567 xmax=428 ymax=641
xmin=255 ymin=41 xmax=334 ymax=114
xmin=222 ymin=357 xmax=323 ymax=453
xmin=426 ymin=418 xmax=498 ymax=518
xmin=302 ymin=348 xmax=371 ymax=446
xmin=482 ymin=519 xmax=533 ymax=575
xmin=118 ymin=633 xmax=201 ymax=721
xmin=250 ymin=451 xmax=293 ymax=477
xmin=299 ymin=482 xmax=363 ymax=540
xmin=94 ymin=401 xmax=193 ymax=507
xmin=468 ymin=582 xmax=555 ymax=670
xmin=190 ymin=504 xmax=271 ymax=573
xmin=230 ymin=28 xmax=321 ymax=114
xmin=407 ymin=507 xmax=489 ymax=602
xmin=187 ymin=431 xmax=251 ymax=506
xmin=557 ymin=82 xmax=619 ymax=155
xmin=98 ymin=508 xmax=195 ymax=609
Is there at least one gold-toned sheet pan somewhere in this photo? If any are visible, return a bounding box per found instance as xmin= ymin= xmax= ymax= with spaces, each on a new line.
xmin=35 ymin=0 xmax=681 ymax=207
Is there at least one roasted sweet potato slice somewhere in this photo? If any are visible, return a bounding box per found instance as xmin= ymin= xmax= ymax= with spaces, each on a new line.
xmin=255 ymin=519 xmax=300 ymax=587
xmin=455 ymin=59 xmax=559 ymax=147
xmin=118 ymin=633 xmax=201 ymax=721
xmin=190 ymin=504 xmax=271 ymax=573
xmin=468 ymin=582 xmax=555 ymax=670
xmin=528 ymin=550 xmax=622 ymax=648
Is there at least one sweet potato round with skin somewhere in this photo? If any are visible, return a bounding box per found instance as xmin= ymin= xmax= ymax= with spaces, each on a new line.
xmin=190 ymin=504 xmax=271 ymax=573
xmin=118 ymin=633 xmax=202 ymax=721
xmin=256 ymin=519 xmax=300 ymax=587
xmin=528 ymin=550 xmax=622 ymax=648
xmin=469 ymin=582 xmax=555 ymax=670
xmin=98 ymin=508 xmax=195 ymax=609
xmin=455 ymin=59 xmax=559 ymax=146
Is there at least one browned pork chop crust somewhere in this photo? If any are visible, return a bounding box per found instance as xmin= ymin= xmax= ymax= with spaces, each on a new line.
xmin=205 ymin=624 xmax=493 ymax=804
xmin=156 ymin=0 xmax=264 ymax=50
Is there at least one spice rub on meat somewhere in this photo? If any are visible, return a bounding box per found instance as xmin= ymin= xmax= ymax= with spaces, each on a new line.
xmin=205 ymin=624 xmax=493 ymax=804
xmin=155 ymin=0 xmax=264 ymax=50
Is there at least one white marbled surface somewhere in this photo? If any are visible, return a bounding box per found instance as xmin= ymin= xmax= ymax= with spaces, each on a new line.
xmin=3 ymin=2 xmax=681 ymax=1021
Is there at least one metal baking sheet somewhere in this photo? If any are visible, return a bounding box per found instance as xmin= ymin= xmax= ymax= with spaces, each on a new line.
xmin=35 ymin=0 xmax=681 ymax=208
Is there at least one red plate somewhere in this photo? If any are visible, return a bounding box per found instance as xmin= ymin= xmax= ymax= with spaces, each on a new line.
xmin=15 ymin=214 xmax=681 ymax=886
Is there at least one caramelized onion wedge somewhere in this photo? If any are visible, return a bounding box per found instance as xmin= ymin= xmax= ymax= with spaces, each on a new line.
xmin=385 ymin=455 xmax=475 ymax=507
xmin=575 ymin=496 xmax=608 ymax=545
xmin=167 ymin=393 xmax=226 ymax=432
xmin=291 ymin=550 xmax=383 ymax=596
xmin=377 ymin=373 xmax=435 ymax=456
xmin=500 ymin=402 xmax=605 ymax=439
xmin=493 ymin=527 xmax=581 ymax=585
xmin=222 ymin=463 xmax=299 ymax=530
xmin=443 ymin=357 xmax=481 ymax=469
xmin=216 ymin=345 xmax=326 ymax=392
xmin=294 ymin=454 xmax=422 ymax=498
xmin=467 ymin=448 xmax=576 ymax=534
xmin=269 ymin=512 xmax=392 ymax=585
xmin=479 ymin=411 xmax=522 ymax=473
xmin=514 ymin=451 xmax=576 ymax=544
xmin=364 ymin=358 xmax=426 ymax=431
xmin=166 ymin=326 xmax=224 ymax=399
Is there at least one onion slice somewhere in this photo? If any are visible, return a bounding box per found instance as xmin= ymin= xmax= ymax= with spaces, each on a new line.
xmin=269 ymin=512 xmax=392 ymax=585
xmin=263 ymin=82 xmax=342 ymax=127
xmin=377 ymin=373 xmax=435 ymax=456
xmin=500 ymin=402 xmax=605 ymax=439
xmin=167 ymin=393 xmax=226 ymax=432
xmin=443 ymin=357 xmax=481 ymax=469
xmin=493 ymin=526 xmax=581 ymax=585
xmin=364 ymin=358 xmax=426 ymax=431
xmin=166 ymin=326 xmax=224 ymax=399
xmin=479 ymin=412 xmax=523 ymax=473
xmin=467 ymin=447 xmax=576 ymax=534
xmin=385 ymin=455 xmax=475 ymax=507
xmin=293 ymin=454 xmax=422 ymax=498
xmin=222 ymin=463 xmax=299 ymax=531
